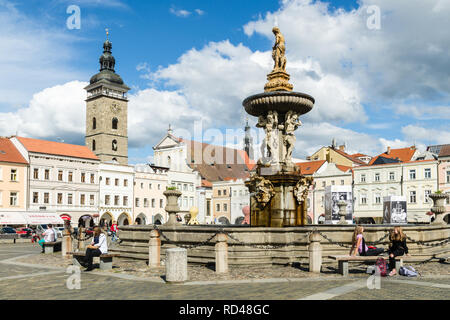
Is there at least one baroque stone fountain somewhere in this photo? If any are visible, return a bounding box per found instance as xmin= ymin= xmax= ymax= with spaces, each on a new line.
xmin=244 ymin=27 xmax=315 ymax=227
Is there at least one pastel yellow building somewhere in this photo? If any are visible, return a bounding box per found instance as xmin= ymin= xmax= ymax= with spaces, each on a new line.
xmin=0 ymin=138 xmax=28 ymax=212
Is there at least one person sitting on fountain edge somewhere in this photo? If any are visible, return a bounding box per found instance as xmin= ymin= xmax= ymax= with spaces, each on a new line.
xmin=84 ymin=226 xmax=108 ymax=272
xmin=388 ymin=226 xmax=410 ymax=276
xmin=350 ymin=226 xmax=384 ymax=256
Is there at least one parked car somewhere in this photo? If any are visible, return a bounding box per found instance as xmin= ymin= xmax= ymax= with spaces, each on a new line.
xmin=16 ymin=228 xmax=32 ymax=237
xmin=0 ymin=227 xmax=17 ymax=234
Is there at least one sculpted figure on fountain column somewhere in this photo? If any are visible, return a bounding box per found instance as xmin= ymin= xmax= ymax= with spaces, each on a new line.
xmin=256 ymin=110 xmax=278 ymax=159
xmin=272 ymin=27 xmax=287 ymax=72
xmin=293 ymin=176 xmax=313 ymax=204
xmin=284 ymin=110 xmax=301 ymax=162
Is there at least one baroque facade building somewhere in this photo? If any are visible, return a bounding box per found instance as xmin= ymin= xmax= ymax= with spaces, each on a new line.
xmin=10 ymin=136 xmax=100 ymax=227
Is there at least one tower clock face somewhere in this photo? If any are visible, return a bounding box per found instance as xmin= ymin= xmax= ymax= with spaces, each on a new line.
xmin=110 ymin=103 xmax=121 ymax=114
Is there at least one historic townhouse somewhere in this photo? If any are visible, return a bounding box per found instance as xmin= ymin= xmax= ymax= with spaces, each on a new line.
xmin=212 ymin=179 xmax=250 ymax=225
xmin=353 ymin=160 xmax=438 ymax=223
xmin=428 ymin=144 xmax=450 ymax=217
xmin=10 ymin=136 xmax=100 ymax=227
xmin=98 ymin=162 xmax=134 ymax=227
xmin=133 ymin=164 xmax=168 ymax=225
xmin=0 ymin=138 xmax=28 ymax=223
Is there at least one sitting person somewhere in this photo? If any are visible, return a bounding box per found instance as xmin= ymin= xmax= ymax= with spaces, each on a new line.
xmin=84 ymin=226 xmax=108 ymax=272
xmin=350 ymin=225 xmax=384 ymax=256
xmin=388 ymin=226 xmax=409 ymax=276
xmin=38 ymin=224 xmax=56 ymax=251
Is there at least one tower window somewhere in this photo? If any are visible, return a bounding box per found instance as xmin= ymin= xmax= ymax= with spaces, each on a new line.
xmin=112 ymin=140 xmax=118 ymax=151
xmin=112 ymin=118 xmax=118 ymax=130
xmin=93 ymin=117 xmax=96 ymax=130
xmin=92 ymin=140 xmax=96 ymax=151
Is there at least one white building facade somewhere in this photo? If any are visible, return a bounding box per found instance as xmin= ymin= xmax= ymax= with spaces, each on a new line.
xmin=353 ymin=160 xmax=438 ymax=223
xmin=133 ymin=164 xmax=169 ymax=225
xmin=98 ymin=163 xmax=134 ymax=227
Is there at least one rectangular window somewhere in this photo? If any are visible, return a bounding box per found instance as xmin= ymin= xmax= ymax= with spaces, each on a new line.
xmin=189 ymin=197 xmax=194 ymax=208
xmin=206 ymin=200 xmax=211 ymax=216
xmin=124 ymin=179 xmax=128 ymax=187
xmin=223 ymin=203 xmax=228 ymax=211
xmin=33 ymin=168 xmax=39 ymax=180
xmin=135 ymin=198 xmax=139 ymax=207
xmin=389 ymin=172 xmax=395 ymax=180
xmin=140 ymin=182 xmax=143 ymax=189
xmin=447 ymin=171 xmax=450 ymax=183
xmin=115 ymin=179 xmax=119 ymax=186
xmin=189 ymin=184 xmax=193 ymax=192
xmin=45 ymin=169 xmax=50 ymax=180
xmin=424 ymin=168 xmax=431 ymax=179
xmin=183 ymin=197 xmax=188 ymax=208
xmin=152 ymin=199 xmax=155 ymax=208
xmin=177 ymin=183 xmax=181 ymax=191
xmin=105 ymin=195 xmax=110 ymax=205
xmin=321 ymin=196 xmax=324 ymax=207
xmin=375 ymin=173 xmax=380 ymax=182
xmin=81 ymin=173 xmax=86 ymax=183
xmin=341 ymin=180 xmax=344 ymax=185
xmin=216 ymin=204 xmax=220 ymax=212
xmin=11 ymin=169 xmax=17 ymax=181
xmin=68 ymin=193 xmax=73 ymax=205
xmin=114 ymin=196 xmax=119 ymax=206
xmin=331 ymin=180 xmax=335 ymax=186
xmin=33 ymin=192 xmax=39 ymax=204
xmin=183 ymin=184 xmax=187 ymax=191
xmin=90 ymin=195 xmax=95 ymax=206
xmin=58 ymin=170 xmax=63 ymax=181
xmin=361 ymin=195 xmax=367 ymax=205
xmin=158 ymin=184 xmax=161 ymax=190
xmin=68 ymin=171 xmax=73 ymax=182
xmin=80 ymin=194 xmax=85 ymax=205
xmin=409 ymin=191 xmax=416 ymax=203
xmin=160 ymin=199 xmax=163 ymax=208
xmin=44 ymin=193 xmax=49 ymax=204
xmin=57 ymin=193 xmax=63 ymax=205
xmin=10 ymin=192 xmax=18 ymax=206
xmin=144 ymin=198 xmax=149 ymax=207
xmin=106 ymin=178 xmax=110 ymax=185
xmin=218 ymin=190 xmax=222 ymax=196
xmin=223 ymin=189 xmax=227 ymax=195
xmin=149 ymin=183 xmax=152 ymax=189
xmin=360 ymin=174 xmax=366 ymax=182
xmin=375 ymin=194 xmax=381 ymax=204
xmin=90 ymin=174 xmax=95 ymax=184
xmin=409 ymin=170 xmax=416 ymax=180
xmin=322 ymin=181 xmax=326 ymax=187
xmin=123 ymin=196 xmax=128 ymax=206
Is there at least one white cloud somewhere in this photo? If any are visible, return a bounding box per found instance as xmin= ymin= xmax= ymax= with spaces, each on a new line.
xmin=394 ymin=104 xmax=450 ymax=120
xmin=243 ymin=0 xmax=450 ymax=105
xmin=169 ymin=7 xmax=191 ymax=17
xmin=401 ymin=125 xmax=450 ymax=146
xmin=195 ymin=9 xmax=205 ymax=16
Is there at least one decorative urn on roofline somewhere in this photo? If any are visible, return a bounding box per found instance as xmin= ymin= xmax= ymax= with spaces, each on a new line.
xmin=244 ymin=27 xmax=315 ymax=227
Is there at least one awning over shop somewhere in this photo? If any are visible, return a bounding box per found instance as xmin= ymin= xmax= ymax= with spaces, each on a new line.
xmin=0 ymin=212 xmax=29 ymax=225
xmin=0 ymin=211 xmax=64 ymax=225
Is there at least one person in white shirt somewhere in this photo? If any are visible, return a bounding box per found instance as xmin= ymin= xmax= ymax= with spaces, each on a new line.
xmin=38 ymin=224 xmax=56 ymax=251
xmin=84 ymin=226 xmax=108 ymax=271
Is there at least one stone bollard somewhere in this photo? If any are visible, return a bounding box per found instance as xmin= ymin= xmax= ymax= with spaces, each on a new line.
xmin=337 ymin=200 xmax=348 ymax=225
xmin=148 ymin=229 xmax=161 ymax=268
xmin=308 ymin=231 xmax=322 ymax=273
xmin=215 ymin=233 xmax=228 ymax=274
xmin=165 ymin=247 xmax=188 ymax=283
xmin=62 ymin=229 xmax=72 ymax=258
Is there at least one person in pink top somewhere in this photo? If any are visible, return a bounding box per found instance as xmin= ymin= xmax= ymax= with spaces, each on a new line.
xmin=350 ymin=225 xmax=384 ymax=256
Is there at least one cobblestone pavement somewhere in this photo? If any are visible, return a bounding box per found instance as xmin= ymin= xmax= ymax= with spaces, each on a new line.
xmin=0 ymin=243 xmax=449 ymax=300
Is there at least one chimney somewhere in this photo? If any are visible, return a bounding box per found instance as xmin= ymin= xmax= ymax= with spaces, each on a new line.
xmin=339 ymin=145 xmax=345 ymax=152
xmin=387 ymin=146 xmax=391 ymax=155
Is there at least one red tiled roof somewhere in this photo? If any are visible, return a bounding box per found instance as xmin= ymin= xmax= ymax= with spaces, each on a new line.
xmin=369 ymin=147 xmax=417 ymax=165
xmin=336 ymin=164 xmax=352 ymax=172
xmin=351 ymin=153 xmax=369 ymax=158
xmin=295 ymin=160 xmax=326 ymax=175
xmin=201 ymin=179 xmax=212 ymax=188
xmin=438 ymin=145 xmax=450 ymax=157
xmin=17 ymin=137 xmax=99 ymax=161
xmin=0 ymin=138 xmax=28 ymax=164
xmin=179 ymin=138 xmax=253 ymax=182
xmin=332 ymin=148 xmax=366 ymax=165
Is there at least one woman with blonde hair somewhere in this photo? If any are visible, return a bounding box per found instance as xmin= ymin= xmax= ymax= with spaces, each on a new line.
xmin=350 ymin=225 xmax=384 ymax=256
xmin=388 ymin=226 xmax=409 ymax=276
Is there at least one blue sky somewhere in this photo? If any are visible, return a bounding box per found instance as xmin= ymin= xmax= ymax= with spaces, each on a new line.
xmin=0 ymin=0 xmax=449 ymax=164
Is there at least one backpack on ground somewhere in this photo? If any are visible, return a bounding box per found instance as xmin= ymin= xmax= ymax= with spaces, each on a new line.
xmin=375 ymin=257 xmax=388 ymax=277
xmin=399 ymin=266 xmax=418 ymax=277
